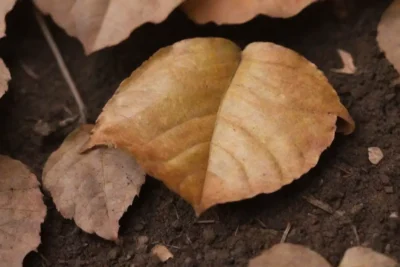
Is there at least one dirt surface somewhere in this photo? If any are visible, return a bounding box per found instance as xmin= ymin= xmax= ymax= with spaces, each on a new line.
xmin=0 ymin=0 xmax=399 ymax=266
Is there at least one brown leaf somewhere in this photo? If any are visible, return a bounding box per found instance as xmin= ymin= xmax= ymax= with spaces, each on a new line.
xmin=182 ymin=0 xmax=317 ymax=24
xmin=0 ymin=58 xmax=11 ymax=99
xmin=331 ymin=49 xmax=357 ymax=75
xmin=248 ymin=243 xmax=332 ymax=267
xmin=84 ymin=38 xmax=354 ymax=214
xmin=377 ymin=0 xmax=400 ymax=77
xmin=43 ymin=124 xmax=145 ymax=240
xmin=0 ymin=155 xmax=46 ymax=266
xmin=0 ymin=0 xmax=16 ymax=38
xmin=34 ymin=0 xmax=184 ymax=54
xmin=151 ymin=244 xmax=174 ymax=262
xmin=338 ymin=246 xmax=398 ymax=267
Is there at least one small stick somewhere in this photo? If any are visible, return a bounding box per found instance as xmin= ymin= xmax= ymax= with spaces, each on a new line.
xmin=234 ymin=225 xmax=239 ymax=236
xmin=34 ymin=10 xmax=87 ymax=123
xmin=280 ymin=223 xmax=291 ymax=243
xmin=302 ymin=195 xmax=335 ymax=214
xmin=256 ymin=218 xmax=267 ymax=228
xmin=195 ymin=220 xmax=215 ymax=224
xmin=20 ymin=62 xmax=39 ymax=80
xmin=351 ymin=225 xmax=360 ymax=245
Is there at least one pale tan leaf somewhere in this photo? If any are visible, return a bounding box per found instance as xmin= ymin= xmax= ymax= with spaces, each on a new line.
xmin=182 ymin=0 xmax=317 ymax=24
xmin=0 ymin=155 xmax=46 ymax=267
xmin=331 ymin=49 xmax=357 ymax=74
xmin=84 ymin=38 xmax=354 ymax=214
xmin=0 ymin=58 xmax=11 ymax=99
xmin=248 ymin=243 xmax=332 ymax=267
xmin=368 ymin=147 xmax=384 ymax=165
xmin=338 ymin=246 xmax=398 ymax=267
xmin=0 ymin=0 xmax=16 ymax=38
xmin=377 ymin=0 xmax=400 ymax=77
xmin=34 ymin=0 xmax=184 ymax=54
xmin=43 ymin=124 xmax=145 ymax=240
xmin=151 ymin=244 xmax=174 ymax=262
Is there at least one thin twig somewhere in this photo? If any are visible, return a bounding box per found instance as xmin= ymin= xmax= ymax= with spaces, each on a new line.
xmin=280 ymin=223 xmax=291 ymax=243
xmin=256 ymin=218 xmax=267 ymax=228
xmin=34 ymin=10 xmax=86 ymax=123
xmin=234 ymin=225 xmax=239 ymax=236
xmin=351 ymin=225 xmax=360 ymax=245
xmin=20 ymin=61 xmax=39 ymax=80
xmin=302 ymin=195 xmax=335 ymax=214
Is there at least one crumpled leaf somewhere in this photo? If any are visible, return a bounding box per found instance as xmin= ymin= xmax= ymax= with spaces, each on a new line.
xmin=0 ymin=0 xmax=16 ymax=38
xmin=43 ymin=124 xmax=145 ymax=240
xmin=151 ymin=244 xmax=174 ymax=262
xmin=84 ymin=38 xmax=355 ymax=214
xmin=34 ymin=0 xmax=184 ymax=54
xmin=0 ymin=58 xmax=11 ymax=99
xmin=248 ymin=243 xmax=332 ymax=267
xmin=377 ymin=0 xmax=400 ymax=77
xmin=338 ymin=246 xmax=398 ymax=267
xmin=0 ymin=155 xmax=46 ymax=267
xmin=182 ymin=0 xmax=317 ymax=24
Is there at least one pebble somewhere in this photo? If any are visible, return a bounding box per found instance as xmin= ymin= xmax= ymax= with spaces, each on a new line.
xmin=380 ymin=175 xmax=391 ymax=185
xmin=136 ymin=235 xmax=149 ymax=253
xmin=183 ymin=257 xmax=194 ymax=267
xmin=134 ymin=223 xmax=145 ymax=231
xmin=107 ymin=247 xmax=120 ymax=261
xmin=172 ymin=220 xmax=182 ymax=231
xmin=203 ymin=228 xmax=216 ymax=244
xmin=384 ymin=186 xmax=394 ymax=194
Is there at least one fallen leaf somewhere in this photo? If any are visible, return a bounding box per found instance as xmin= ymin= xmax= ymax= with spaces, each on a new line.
xmin=368 ymin=147 xmax=383 ymax=165
xmin=248 ymin=243 xmax=332 ymax=267
xmin=377 ymin=0 xmax=400 ymax=77
xmin=182 ymin=0 xmax=317 ymax=24
xmin=34 ymin=0 xmax=184 ymax=54
xmin=84 ymin=38 xmax=355 ymax=214
xmin=0 ymin=0 xmax=16 ymax=38
xmin=43 ymin=124 xmax=145 ymax=240
xmin=0 ymin=155 xmax=46 ymax=266
xmin=338 ymin=246 xmax=398 ymax=267
xmin=151 ymin=244 xmax=174 ymax=262
xmin=0 ymin=58 xmax=11 ymax=99
xmin=331 ymin=49 xmax=357 ymax=74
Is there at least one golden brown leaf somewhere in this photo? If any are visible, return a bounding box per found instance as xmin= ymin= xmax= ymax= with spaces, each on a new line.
xmin=0 ymin=155 xmax=46 ymax=267
xmin=0 ymin=0 xmax=16 ymax=38
xmin=34 ymin=0 xmax=184 ymax=54
xmin=0 ymin=58 xmax=11 ymax=99
xmin=248 ymin=243 xmax=332 ymax=267
xmin=338 ymin=247 xmax=398 ymax=267
xmin=85 ymin=38 xmax=354 ymax=214
xmin=43 ymin=125 xmax=145 ymax=240
xmin=182 ymin=0 xmax=317 ymax=24
xmin=377 ymin=0 xmax=400 ymax=77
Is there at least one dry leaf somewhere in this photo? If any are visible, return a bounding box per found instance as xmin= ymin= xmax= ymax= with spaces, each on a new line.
xmin=377 ymin=0 xmax=400 ymax=77
xmin=248 ymin=243 xmax=332 ymax=267
xmin=34 ymin=0 xmax=184 ymax=54
xmin=331 ymin=49 xmax=357 ymax=74
xmin=0 ymin=155 xmax=46 ymax=267
xmin=151 ymin=244 xmax=174 ymax=262
xmin=43 ymin=124 xmax=145 ymax=240
xmin=0 ymin=0 xmax=16 ymax=38
xmin=182 ymin=0 xmax=317 ymax=24
xmin=338 ymin=246 xmax=398 ymax=267
xmin=0 ymin=58 xmax=11 ymax=99
xmin=368 ymin=147 xmax=383 ymax=165
xmin=84 ymin=38 xmax=355 ymax=214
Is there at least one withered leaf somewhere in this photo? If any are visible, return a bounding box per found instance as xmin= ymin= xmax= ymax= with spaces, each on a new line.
xmin=0 ymin=155 xmax=46 ymax=267
xmin=331 ymin=49 xmax=357 ymax=75
xmin=248 ymin=243 xmax=332 ymax=267
xmin=43 ymin=125 xmax=145 ymax=240
xmin=0 ymin=58 xmax=11 ymax=99
xmin=34 ymin=0 xmax=184 ymax=54
xmin=85 ymin=38 xmax=355 ymax=214
xmin=377 ymin=0 xmax=400 ymax=77
xmin=0 ymin=0 xmax=16 ymax=38
xmin=338 ymin=246 xmax=398 ymax=267
xmin=151 ymin=244 xmax=174 ymax=262
xmin=182 ymin=0 xmax=317 ymax=24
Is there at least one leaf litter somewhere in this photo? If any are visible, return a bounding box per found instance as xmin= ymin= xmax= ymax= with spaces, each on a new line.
xmin=42 ymin=124 xmax=145 ymax=240
xmin=0 ymin=155 xmax=46 ymax=267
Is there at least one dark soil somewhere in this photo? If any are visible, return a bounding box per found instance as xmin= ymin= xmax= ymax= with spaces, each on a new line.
xmin=0 ymin=0 xmax=399 ymax=266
